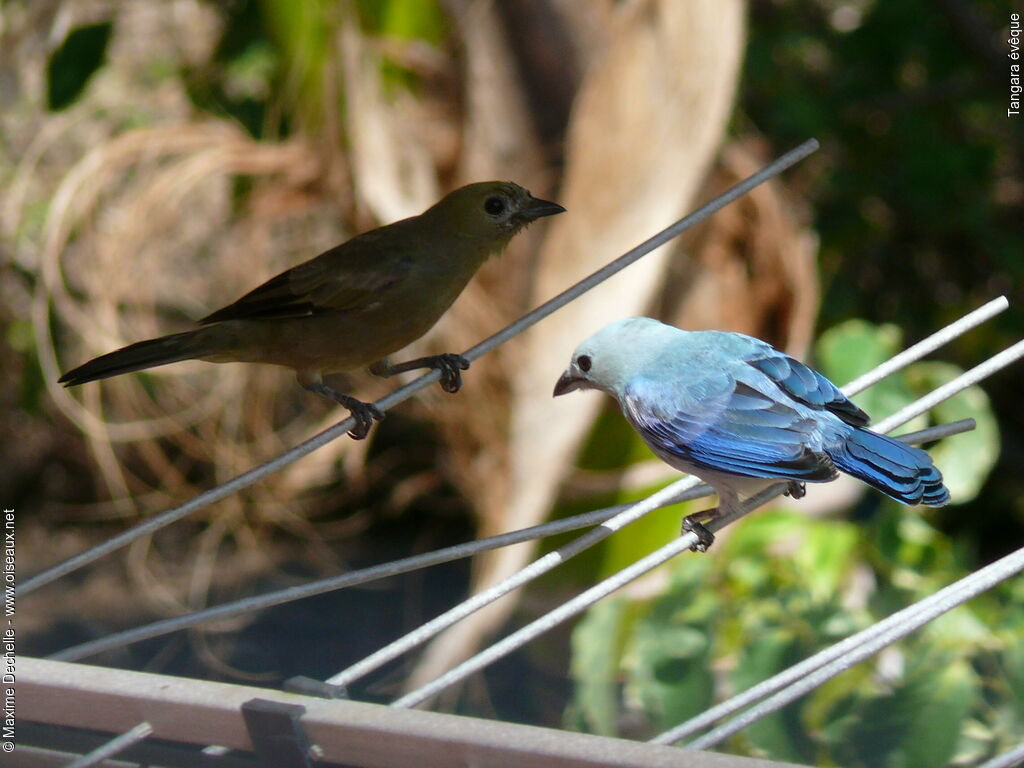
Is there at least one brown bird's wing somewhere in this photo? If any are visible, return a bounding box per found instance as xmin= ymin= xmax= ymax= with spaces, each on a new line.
xmin=198 ymin=233 xmax=412 ymax=325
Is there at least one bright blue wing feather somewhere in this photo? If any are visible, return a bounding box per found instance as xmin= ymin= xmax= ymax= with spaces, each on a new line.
xmin=746 ymin=353 xmax=869 ymax=427
xmin=622 ymin=377 xmax=837 ymax=482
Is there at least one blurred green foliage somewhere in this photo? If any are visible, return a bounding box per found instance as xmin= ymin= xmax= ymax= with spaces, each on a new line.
xmin=106 ymin=0 xmax=447 ymax=137
xmin=569 ymin=511 xmax=1023 ymax=765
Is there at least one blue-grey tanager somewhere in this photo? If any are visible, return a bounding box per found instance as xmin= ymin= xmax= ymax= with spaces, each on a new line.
xmin=553 ymin=317 xmax=949 ymax=551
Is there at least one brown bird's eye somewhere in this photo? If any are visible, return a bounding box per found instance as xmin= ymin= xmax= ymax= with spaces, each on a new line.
xmin=577 ymin=355 xmax=592 ymax=372
xmin=484 ymin=196 xmax=506 ymax=215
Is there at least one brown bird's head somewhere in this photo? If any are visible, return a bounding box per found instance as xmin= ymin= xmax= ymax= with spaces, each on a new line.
xmin=427 ymin=181 xmax=565 ymax=247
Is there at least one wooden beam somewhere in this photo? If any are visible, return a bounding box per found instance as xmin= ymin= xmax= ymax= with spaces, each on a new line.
xmin=20 ymin=658 xmax=804 ymax=768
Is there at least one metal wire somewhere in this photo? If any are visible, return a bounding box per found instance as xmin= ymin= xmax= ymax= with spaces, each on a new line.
xmin=18 ymin=139 xmax=821 ymax=599
xmin=668 ymin=544 xmax=1024 ymax=750
xmin=872 ymin=338 xmax=1024 ymax=434
xmin=48 ymin=419 xmax=973 ymax=663
xmin=389 ymin=483 xmax=781 ymax=709
xmin=389 ymin=335 xmax=1022 ymax=708
xmin=64 ymin=721 xmax=152 ymax=768
xmin=328 ymin=474 xmax=702 ymax=687
xmin=314 ymin=297 xmax=1005 ymax=690
xmin=976 ymin=742 xmax=1024 ymax=768
xmin=839 ymin=296 xmax=1008 ymax=396
xmin=49 ymin=487 xmax=714 ymax=661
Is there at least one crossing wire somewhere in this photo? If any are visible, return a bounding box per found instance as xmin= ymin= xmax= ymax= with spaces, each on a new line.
xmin=48 ymin=419 xmax=975 ymax=663
xmin=388 ymin=329 xmax=1024 ymax=708
xmin=19 ymin=138 xmax=822 ymax=598
xmin=65 ymin=721 xmax=153 ymax=768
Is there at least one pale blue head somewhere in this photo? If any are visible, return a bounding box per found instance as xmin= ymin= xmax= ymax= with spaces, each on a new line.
xmin=553 ymin=317 xmax=679 ymax=398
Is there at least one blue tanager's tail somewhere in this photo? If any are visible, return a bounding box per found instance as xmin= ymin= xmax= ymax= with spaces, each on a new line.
xmin=830 ymin=427 xmax=950 ymax=506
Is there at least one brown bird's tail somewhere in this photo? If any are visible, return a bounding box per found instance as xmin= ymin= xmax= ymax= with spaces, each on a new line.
xmin=59 ymin=330 xmax=206 ymax=386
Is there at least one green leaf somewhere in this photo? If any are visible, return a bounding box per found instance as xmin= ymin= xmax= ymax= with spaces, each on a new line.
xmin=816 ymin=319 xmax=902 ymax=383
xmin=922 ymin=605 xmax=992 ymax=651
xmin=793 ymin=519 xmax=859 ymax=601
xmin=902 ymin=658 xmax=978 ymax=768
xmin=721 ymin=508 xmax=809 ymax=560
xmin=377 ymin=0 xmax=445 ymax=42
xmin=259 ymin=0 xmax=331 ymax=125
xmin=576 ymin=404 xmax=657 ymax=470
xmin=47 ymin=22 xmax=113 ymax=110
xmin=1000 ymin=626 xmax=1024 ymax=705
xmin=815 ymin=319 xmax=923 ymax=430
xmin=837 ymin=655 xmax=978 ymax=768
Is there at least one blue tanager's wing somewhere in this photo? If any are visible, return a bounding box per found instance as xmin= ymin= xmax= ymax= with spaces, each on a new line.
xmin=621 ymin=368 xmax=838 ymax=482
xmin=744 ymin=350 xmax=869 ymax=426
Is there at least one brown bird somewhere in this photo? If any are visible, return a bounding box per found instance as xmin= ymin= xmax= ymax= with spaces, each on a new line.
xmin=59 ymin=181 xmax=565 ymax=438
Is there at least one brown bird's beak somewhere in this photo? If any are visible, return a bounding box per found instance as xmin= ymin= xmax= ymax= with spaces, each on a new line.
xmin=553 ymin=370 xmax=585 ymax=397
xmin=523 ymin=196 xmax=566 ymax=221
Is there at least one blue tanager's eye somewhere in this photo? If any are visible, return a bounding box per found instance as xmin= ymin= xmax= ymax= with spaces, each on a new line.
xmin=577 ymin=355 xmax=592 ymax=372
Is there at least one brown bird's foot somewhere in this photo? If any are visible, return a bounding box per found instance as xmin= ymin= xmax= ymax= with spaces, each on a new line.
xmin=339 ymin=397 xmax=384 ymax=440
xmin=370 ymin=354 xmax=470 ymax=394
xmin=302 ymin=381 xmax=383 ymax=439
xmin=785 ymin=481 xmax=807 ymax=499
xmin=681 ymin=508 xmax=720 ymax=553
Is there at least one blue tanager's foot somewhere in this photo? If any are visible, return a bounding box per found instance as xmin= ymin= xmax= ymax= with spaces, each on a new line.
xmin=681 ymin=508 xmax=720 ymax=553
xmin=785 ymin=481 xmax=807 ymax=499
xmin=371 ymin=354 xmax=471 ymax=394
xmin=301 ymin=380 xmax=384 ymax=439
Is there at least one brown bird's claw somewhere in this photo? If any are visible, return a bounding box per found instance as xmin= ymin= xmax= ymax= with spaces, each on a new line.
xmin=681 ymin=509 xmax=719 ymax=553
xmin=344 ymin=399 xmax=385 ymax=440
xmin=370 ymin=354 xmax=470 ymax=394
xmin=301 ymin=379 xmax=383 ymax=439
xmin=785 ymin=481 xmax=807 ymax=499
xmin=431 ymin=353 xmax=471 ymax=394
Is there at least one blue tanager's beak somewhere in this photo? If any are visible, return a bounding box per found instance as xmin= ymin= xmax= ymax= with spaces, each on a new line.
xmin=553 ymin=369 xmax=585 ymax=397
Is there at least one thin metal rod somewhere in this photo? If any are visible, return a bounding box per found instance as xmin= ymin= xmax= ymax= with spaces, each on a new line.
xmin=18 ymin=139 xmax=821 ymax=599
xmin=675 ymin=545 xmax=1024 ymax=750
xmin=891 ymin=417 xmax=975 ymax=444
xmin=840 ymin=296 xmax=1009 ymax=396
xmin=390 ymin=341 xmax=1021 ymax=708
xmin=872 ymin=338 xmax=1024 ymax=434
xmin=390 ymin=484 xmax=779 ymax=709
xmin=976 ymin=742 xmax=1024 ymax=768
xmin=327 ymin=475 xmax=703 ymax=687
xmin=65 ymin=721 xmax=152 ymax=768
xmin=48 ymin=419 xmax=974 ymax=663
